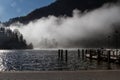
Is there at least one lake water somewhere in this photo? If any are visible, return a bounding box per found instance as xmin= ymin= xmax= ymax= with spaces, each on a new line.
xmin=0 ymin=49 xmax=120 ymax=71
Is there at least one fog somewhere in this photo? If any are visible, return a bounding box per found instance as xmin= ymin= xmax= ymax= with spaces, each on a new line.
xmin=10 ymin=3 xmax=120 ymax=48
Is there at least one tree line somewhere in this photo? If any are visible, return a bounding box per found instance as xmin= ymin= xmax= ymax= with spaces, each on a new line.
xmin=0 ymin=27 xmax=33 ymax=49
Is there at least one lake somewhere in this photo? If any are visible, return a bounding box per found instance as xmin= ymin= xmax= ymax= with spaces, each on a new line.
xmin=0 ymin=49 xmax=120 ymax=71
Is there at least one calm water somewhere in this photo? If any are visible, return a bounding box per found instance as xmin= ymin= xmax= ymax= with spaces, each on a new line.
xmin=0 ymin=49 xmax=120 ymax=71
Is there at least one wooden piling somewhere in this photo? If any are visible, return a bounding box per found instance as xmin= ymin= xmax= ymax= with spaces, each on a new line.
xmin=108 ymin=50 xmax=110 ymax=63
xmin=58 ymin=49 xmax=61 ymax=59
xmin=61 ymin=49 xmax=63 ymax=61
xmin=82 ymin=49 xmax=84 ymax=60
xmin=78 ymin=49 xmax=80 ymax=58
xmin=97 ymin=49 xmax=101 ymax=62
xmin=116 ymin=49 xmax=118 ymax=56
xmin=85 ymin=49 xmax=88 ymax=54
xmin=107 ymin=50 xmax=111 ymax=69
xmin=90 ymin=49 xmax=92 ymax=60
xmin=65 ymin=50 xmax=68 ymax=62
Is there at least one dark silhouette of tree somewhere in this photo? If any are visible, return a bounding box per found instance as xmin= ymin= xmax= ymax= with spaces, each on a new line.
xmin=19 ymin=34 xmax=23 ymax=42
xmin=0 ymin=27 xmax=33 ymax=49
xmin=28 ymin=43 xmax=33 ymax=49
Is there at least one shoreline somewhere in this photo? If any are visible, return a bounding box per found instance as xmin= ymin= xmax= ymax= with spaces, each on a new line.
xmin=0 ymin=70 xmax=120 ymax=80
xmin=2 ymin=69 xmax=120 ymax=73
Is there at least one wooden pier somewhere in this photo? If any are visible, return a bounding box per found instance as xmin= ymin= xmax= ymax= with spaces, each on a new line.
xmin=57 ymin=48 xmax=120 ymax=64
xmin=85 ymin=49 xmax=120 ymax=64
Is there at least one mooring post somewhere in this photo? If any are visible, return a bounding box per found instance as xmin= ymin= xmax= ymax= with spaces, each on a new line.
xmin=112 ymin=50 xmax=115 ymax=56
xmin=90 ymin=49 xmax=92 ymax=60
xmin=85 ymin=49 xmax=88 ymax=59
xmin=61 ymin=49 xmax=64 ymax=61
xmin=101 ymin=49 xmax=104 ymax=56
xmin=82 ymin=49 xmax=84 ymax=60
xmin=108 ymin=50 xmax=110 ymax=63
xmin=85 ymin=49 xmax=88 ymax=54
xmin=118 ymin=54 xmax=120 ymax=64
xmin=116 ymin=49 xmax=118 ymax=56
xmin=58 ymin=49 xmax=61 ymax=60
xmin=65 ymin=50 xmax=68 ymax=62
xmin=78 ymin=49 xmax=80 ymax=58
xmin=97 ymin=49 xmax=101 ymax=62
xmin=107 ymin=50 xmax=111 ymax=69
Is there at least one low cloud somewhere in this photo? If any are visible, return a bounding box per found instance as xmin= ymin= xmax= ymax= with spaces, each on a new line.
xmin=10 ymin=3 xmax=120 ymax=48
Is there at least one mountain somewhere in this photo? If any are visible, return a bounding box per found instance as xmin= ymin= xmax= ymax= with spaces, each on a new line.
xmin=4 ymin=0 xmax=118 ymax=26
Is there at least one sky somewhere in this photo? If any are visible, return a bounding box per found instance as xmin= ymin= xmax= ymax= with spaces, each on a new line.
xmin=0 ymin=0 xmax=55 ymax=22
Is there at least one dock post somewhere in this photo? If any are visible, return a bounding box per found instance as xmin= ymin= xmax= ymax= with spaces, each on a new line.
xmin=82 ymin=49 xmax=84 ymax=60
xmin=116 ymin=49 xmax=118 ymax=56
xmin=61 ymin=49 xmax=63 ymax=61
xmin=78 ymin=49 xmax=80 ymax=59
xmin=58 ymin=49 xmax=61 ymax=60
xmin=65 ymin=50 xmax=68 ymax=62
xmin=90 ymin=49 xmax=92 ymax=60
xmin=118 ymin=55 xmax=120 ymax=64
xmin=84 ymin=49 xmax=87 ymax=59
xmin=107 ymin=50 xmax=111 ymax=69
xmin=85 ymin=49 xmax=88 ymax=54
xmin=97 ymin=49 xmax=101 ymax=62
xmin=108 ymin=50 xmax=110 ymax=63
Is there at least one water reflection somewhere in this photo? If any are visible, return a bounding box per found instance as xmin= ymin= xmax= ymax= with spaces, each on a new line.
xmin=0 ymin=50 xmax=119 ymax=71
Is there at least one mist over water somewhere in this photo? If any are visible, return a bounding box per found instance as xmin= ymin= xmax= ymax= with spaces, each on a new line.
xmin=10 ymin=3 xmax=120 ymax=48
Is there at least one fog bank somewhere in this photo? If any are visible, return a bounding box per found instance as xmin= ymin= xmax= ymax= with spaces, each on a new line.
xmin=10 ymin=4 xmax=120 ymax=48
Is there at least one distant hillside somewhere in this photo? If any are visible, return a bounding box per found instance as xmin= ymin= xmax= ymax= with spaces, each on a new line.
xmin=4 ymin=0 xmax=118 ymax=26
